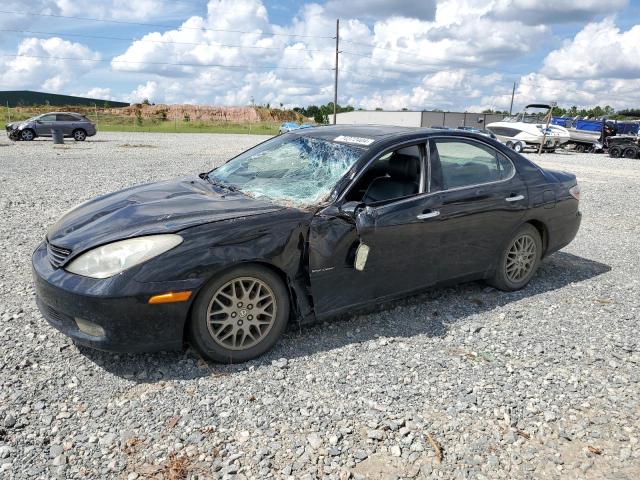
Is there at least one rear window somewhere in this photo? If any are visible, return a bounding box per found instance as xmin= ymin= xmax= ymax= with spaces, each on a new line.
xmin=433 ymin=139 xmax=514 ymax=190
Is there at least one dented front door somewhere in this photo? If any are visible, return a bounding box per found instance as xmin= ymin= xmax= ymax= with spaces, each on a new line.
xmin=308 ymin=194 xmax=441 ymax=318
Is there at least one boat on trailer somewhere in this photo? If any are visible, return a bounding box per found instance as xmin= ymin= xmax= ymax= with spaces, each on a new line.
xmin=486 ymin=104 xmax=570 ymax=153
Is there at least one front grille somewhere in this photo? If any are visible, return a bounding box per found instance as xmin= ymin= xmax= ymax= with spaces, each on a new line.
xmin=47 ymin=242 xmax=72 ymax=268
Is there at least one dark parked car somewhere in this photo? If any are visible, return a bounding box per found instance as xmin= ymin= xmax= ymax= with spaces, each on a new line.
xmin=33 ymin=126 xmax=581 ymax=362
xmin=6 ymin=112 xmax=97 ymax=141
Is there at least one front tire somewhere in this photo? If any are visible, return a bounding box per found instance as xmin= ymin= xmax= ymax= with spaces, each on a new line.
xmin=188 ymin=265 xmax=290 ymax=363
xmin=73 ymin=129 xmax=87 ymax=141
xmin=20 ymin=129 xmax=35 ymax=141
xmin=513 ymin=142 xmax=524 ymax=153
xmin=489 ymin=224 xmax=542 ymax=291
xmin=609 ymin=146 xmax=622 ymax=158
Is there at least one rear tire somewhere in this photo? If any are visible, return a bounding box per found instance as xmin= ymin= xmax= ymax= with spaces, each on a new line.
xmin=20 ymin=129 xmax=35 ymax=141
xmin=489 ymin=224 xmax=542 ymax=291
xmin=73 ymin=129 xmax=87 ymax=141
xmin=188 ymin=265 xmax=290 ymax=363
xmin=623 ymin=147 xmax=638 ymax=159
xmin=506 ymin=141 xmax=514 ymax=149
xmin=513 ymin=142 xmax=524 ymax=153
xmin=574 ymin=144 xmax=585 ymax=153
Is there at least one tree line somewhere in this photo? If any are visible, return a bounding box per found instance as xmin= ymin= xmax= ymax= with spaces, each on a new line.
xmin=293 ymin=103 xmax=354 ymax=124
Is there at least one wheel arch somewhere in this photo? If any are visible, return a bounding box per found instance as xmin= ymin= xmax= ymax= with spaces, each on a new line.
xmin=524 ymin=219 xmax=549 ymax=256
xmin=181 ymin=260 xmax=307 ymax=345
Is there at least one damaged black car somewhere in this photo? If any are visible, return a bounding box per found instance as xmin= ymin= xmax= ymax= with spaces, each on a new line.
xmin=33 ymin=126 xmax=582 ymax=362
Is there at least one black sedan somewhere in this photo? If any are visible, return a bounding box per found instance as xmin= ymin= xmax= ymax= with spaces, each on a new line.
xmin=33 ymin=126 xmax=581 ymax=363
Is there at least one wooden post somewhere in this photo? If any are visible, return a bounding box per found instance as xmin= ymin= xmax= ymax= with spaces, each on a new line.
xmin=5 ymin=101 xmax=10 ymax=123
xmin=94 ymin=104 xmax=99 ymax=129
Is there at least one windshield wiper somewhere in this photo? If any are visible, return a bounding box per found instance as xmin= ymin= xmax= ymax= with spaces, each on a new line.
xmin=200 ymin=173 xmax=239 ymax=192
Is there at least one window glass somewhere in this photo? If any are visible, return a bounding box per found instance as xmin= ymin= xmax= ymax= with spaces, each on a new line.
xmin=56 ymin=114 xmax=77 ymax=121
xmin=39 ymin=114 xmax=56 ymax=122
xmin=345 ymin=144 xmax=422 ymax=204
xmin=210 ymin=135 xmax=364 ymax=206
xmin=434 ymin=139 xmax=514 ymax=189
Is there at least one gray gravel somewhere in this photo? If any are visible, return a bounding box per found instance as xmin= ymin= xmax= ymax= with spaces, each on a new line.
xmin=0 ymin=132 xmax=639 ymax=479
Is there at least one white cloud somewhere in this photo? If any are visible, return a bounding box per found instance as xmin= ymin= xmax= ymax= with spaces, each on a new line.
xmin=0 ymin=0 xmax=169 ymax=25
xmin=2 ymin=0 xmax=638 ymax=111
xmin=322 ymin=0 xmax=437 ymax=21
xmin=128 ymin=81 xmax=160 ymax=103
xmin=0 ymin=37 xmax=101 ymax=92
xmin=108 ymin=0 xmax=549 ymax=109
xmin=542 ymin=18 xmax=640 ymax=80
xmin=74 ymin=87 xmax=115 ymax=100
xmin=490 ymin=0 xmax=628 ymax=25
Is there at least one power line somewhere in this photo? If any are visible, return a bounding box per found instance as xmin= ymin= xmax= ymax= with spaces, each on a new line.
xmin=1 ymin=54 xmax=334 ymax=71
xmin=0 ymin=29 xmax=335 ymax=53
xmin=0 ymin=10 xmax=335 ymax=39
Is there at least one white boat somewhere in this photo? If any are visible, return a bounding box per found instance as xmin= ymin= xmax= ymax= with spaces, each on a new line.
xmin=486 ymin=104 xmax=570 ymax=152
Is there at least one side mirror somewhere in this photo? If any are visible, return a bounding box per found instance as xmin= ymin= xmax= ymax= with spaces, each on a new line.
xmin=339 ymin=201 xmax=363 ymax=218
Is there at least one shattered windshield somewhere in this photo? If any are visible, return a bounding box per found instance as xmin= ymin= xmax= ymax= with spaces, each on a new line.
xmin=208 ymin=135 xmax=365 ymax=206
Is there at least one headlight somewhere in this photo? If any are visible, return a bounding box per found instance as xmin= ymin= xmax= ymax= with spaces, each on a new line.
xmin=65 ymin=234 xmax=183 ymax=278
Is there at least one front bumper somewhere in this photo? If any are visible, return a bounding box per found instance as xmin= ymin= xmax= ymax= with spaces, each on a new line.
xmin=32 ymin=242 xmax=190 ymax=353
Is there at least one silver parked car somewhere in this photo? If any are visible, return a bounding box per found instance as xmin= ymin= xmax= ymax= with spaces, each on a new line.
xmin=6 ymin=112 xmax=97 ymax=141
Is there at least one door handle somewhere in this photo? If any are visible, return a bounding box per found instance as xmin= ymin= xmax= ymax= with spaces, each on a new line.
xmin=417 ymin=210 xmax=440 ymax=220
xmin=505 ymin=195 xmax=525 ymax=202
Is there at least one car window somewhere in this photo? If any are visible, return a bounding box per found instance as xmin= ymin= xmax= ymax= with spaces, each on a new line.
xmin=345 ymin=144 xmax=423 ymax=204
xmin=56 ymin=114 xmax=77 ymax=121
xmin=39 ymin=114 xmax=56 ymax=122
xmin=433 ymin=139 xmax=514 ymax=190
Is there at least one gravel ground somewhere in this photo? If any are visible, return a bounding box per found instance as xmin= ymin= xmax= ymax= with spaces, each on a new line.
xmin=0 ymin=132 xmax=639 ymax=480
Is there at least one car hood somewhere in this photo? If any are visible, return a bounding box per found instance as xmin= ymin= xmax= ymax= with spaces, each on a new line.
xmin=47 ymin=175 xmax=285 ymax=254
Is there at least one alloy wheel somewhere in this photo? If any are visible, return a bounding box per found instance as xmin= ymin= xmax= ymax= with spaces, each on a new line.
xmin=206 ymin=276 xmax=277 ymax=351
xmin=21 ymin=130 xmax=34 ymax=141
xmin=505 ymin=234 xmax=537 ymax=283
xmin=74 ymin=130 xmax=86 ymax=141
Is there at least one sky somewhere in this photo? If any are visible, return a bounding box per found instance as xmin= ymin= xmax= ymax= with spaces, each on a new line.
xmin=1 ymin=0 xmax=639 ymax=112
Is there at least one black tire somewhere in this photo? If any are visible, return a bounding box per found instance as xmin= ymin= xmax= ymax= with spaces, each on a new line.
xmin=513 ymin=142 xmax=524 ymax=153
xmin=188 ymin=265 xmax=290 ymax=363
xmin=20 ymin=129 xmax=35 ymax=141
xmin=574 ymin=144 xmax=585 ymax=153
xmin=609 ymin=146 xmax=622 ymax=158
xmin=489 ymin=224 xmax=542 ymax=291
xmin=623 ymin=147 xmax=638 ymax=159
xmin=505 ymin=141 xmax=514 ymax=150
xmin=73 ymin=129 xmax=87 ymax=141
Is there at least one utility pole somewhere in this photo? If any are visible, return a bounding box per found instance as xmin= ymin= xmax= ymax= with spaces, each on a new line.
xmin=333 ymin=19 xmax=339 ymax=125
xmin=509 ymin=82 xmax=516 ymax=115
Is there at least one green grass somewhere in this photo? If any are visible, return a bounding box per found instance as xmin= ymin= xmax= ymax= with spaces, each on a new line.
xmin=98 ymin=120 xmax=279 ymax=135
xmin=3 ymin=109 xmax=280 ymax=135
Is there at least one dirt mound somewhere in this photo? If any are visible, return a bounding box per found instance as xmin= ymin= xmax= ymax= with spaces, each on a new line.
xmin=110 ymin=104 xmax=302 ymax=123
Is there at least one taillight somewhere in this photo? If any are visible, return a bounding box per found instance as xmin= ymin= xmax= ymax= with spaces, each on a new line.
xmin=569 ymin=184 xmax=580 ymax=201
